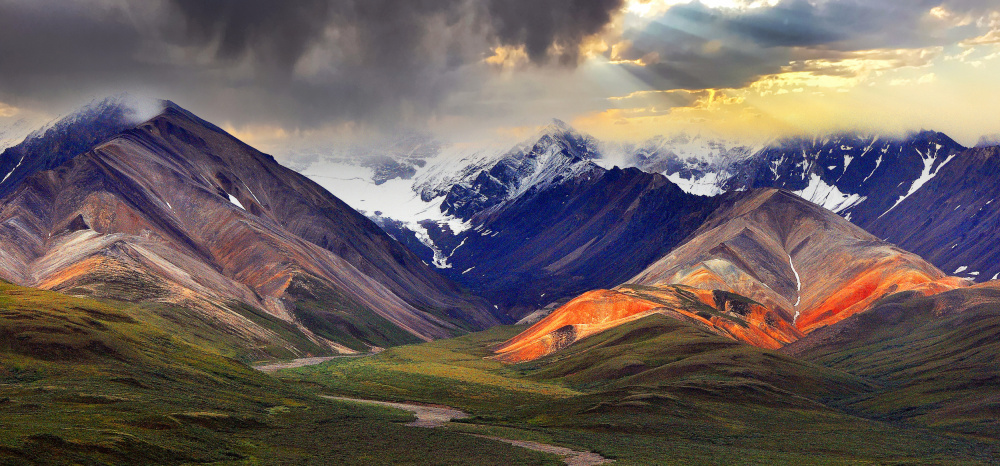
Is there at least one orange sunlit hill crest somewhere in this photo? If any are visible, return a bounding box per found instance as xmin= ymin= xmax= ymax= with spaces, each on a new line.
xmin=495 ymin=190 xmax=970 ymax=362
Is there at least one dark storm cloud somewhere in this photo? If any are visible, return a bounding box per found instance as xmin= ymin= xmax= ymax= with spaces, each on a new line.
xmin=482 ymin=0 xmax=624 ymax=63
xmin=0 ymin=0 xmax=623 ymax=126
xmin=167 ymin=0 xmax=624 ymax=68
xmin=167 ymin=0 xmax=334 ymax=70
xmin=0 ymin=0 xmax=997 ymax=131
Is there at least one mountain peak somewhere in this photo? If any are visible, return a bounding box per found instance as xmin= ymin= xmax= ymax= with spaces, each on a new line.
xmin=0 ymin=93 xmax=167 ymax=197
xmin=975 ymin=133 xmax=1000 ymax=148
xmin=544 ymin=118 xmax=572 ymax=132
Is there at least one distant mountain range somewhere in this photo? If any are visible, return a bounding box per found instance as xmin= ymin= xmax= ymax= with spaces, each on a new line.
xmin=4 ymin=95 xmax=999 ymax=355
xmin=4 ymin=95 xmax=1000 ymax=463
xmin=306 ymin=122 xmax=996 ymax=321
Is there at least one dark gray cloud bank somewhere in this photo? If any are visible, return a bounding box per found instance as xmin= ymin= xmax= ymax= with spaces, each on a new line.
xmin=0 ymin=0 xmax=623 ymax=127
xmin=0 ymin=0 xmax=995 ymax=132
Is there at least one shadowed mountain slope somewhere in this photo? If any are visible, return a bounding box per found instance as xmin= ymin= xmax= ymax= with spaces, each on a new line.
xmin=720 ymin=131 xmax=966 ymax=227
xmin=0 ymin=102 xmax=497 ymax=356
xmin=866 ymin=145 xmax=1000 ymax=282
xmin=384 ymin=124 xmax=723 ymax=321
xmin=429 ymin=165 xmax=721 ymax=320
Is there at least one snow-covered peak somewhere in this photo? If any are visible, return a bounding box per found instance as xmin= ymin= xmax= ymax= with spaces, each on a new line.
xmin=413 ymin=121 xmax=602 ymax=219
xmin=597 ymin=132 xmax=759 ymax=196
xmin=0 ymin=118 xmax=44 ymax=155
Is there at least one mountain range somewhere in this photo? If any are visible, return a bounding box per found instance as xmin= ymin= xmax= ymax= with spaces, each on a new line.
xmin=4 ymin=95 xmax=1000 ymax=463
xmin=314 ymin=123 xmax=996 ymax=318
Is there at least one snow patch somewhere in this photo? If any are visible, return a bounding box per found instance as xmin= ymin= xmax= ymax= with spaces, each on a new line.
xmin=228 ymin=193 xmax=245 ymax=210
xmin=880 ymin=151 xmax=958 ymax=218
xmin=954 ymin=266 xmax=968 ymax=274
xmin=245 ymin=185 xmax=261 ymax=205
xmin=788 ymin=253 xmax=801 ymax=323
xmin=0 ymin=154 xmax=25 ymax=184
xmin=665 ymin=171 xmax=725 ymax=196
xmin=793 ymin=173 xmax=867 ymax=213
xmin=411 ymin=223 xmax=452 ymax=269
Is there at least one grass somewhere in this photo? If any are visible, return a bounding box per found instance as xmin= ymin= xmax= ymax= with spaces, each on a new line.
xmin=0 ymin=281 xmax=563 ymax=464
xmin=8 ymin=274 xmax=1000 ymax=464
xmin=280 ymin=314 xmax=1000 ymax=464
xmin=285 ymin=274 xmax=424 ymax=351
xmin=791 ymin=288 xmax=1000 ymax=438
xmin=283 ymin=325 xmax=580 ymax=418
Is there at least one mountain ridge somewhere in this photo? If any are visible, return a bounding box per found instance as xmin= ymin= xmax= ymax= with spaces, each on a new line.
xmin=0 ymin=102 xmax=499 ymax=357
xmin=495 ymin=188 xmax=967 ymax=362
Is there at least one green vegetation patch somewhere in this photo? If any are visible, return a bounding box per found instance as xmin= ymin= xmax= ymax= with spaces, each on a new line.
xmin=285 ymin=274 xmax=422 ymax=351
xmin=282 ymin=313 xmax=1000 ymax=464
xmin=0 ymin=282 xmax=561 ymax=465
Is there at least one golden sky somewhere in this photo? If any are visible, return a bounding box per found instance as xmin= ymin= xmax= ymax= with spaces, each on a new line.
xmin=535 ymin=1 xmax=1000 ymax=146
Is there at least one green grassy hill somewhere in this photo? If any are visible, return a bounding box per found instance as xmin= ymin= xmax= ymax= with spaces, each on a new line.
xmin=784 ymin=285 xmax=1000 ymax=438
xmin=0 ymin=281 xmax=560 ymax=464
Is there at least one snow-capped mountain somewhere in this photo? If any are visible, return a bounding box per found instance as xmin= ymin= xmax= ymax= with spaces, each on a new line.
xmin=0 ymin=117 xmax=45 ymax=155
xmin=866 ymin=144 xmax=1000 ymax=282
xmin=600 ymin=133 xmax=759 ymax=196
xmin=721 ymin=131 xmax=966 ymax=227
xmin=414 ymin=119 xmax=602 ymax=220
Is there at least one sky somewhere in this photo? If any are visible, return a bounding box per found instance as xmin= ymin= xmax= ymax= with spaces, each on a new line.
xmin=1 ymin=0 xmax=998 ymax=157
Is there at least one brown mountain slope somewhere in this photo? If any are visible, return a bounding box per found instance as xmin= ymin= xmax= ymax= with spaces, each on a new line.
xmin=0 ymin=103 xmax=498 ymax=357
xmin=496 ymin=189 xmax=966 ymax=362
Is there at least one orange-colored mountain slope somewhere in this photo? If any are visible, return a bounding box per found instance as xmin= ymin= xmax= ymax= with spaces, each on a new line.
xmin=496 ymin=189 xmax=966 ymax=362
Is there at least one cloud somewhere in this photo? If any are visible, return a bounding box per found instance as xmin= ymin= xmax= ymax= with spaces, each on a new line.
xmin=0 ymin=0 xmax=624 ymax=129
xmin=0 ymin=102 xmax=18 ymax=118
xmin=1 ymin=0 xmax=998 ymax=147
xmin=604 ymin=0 xmax=998 ymax=95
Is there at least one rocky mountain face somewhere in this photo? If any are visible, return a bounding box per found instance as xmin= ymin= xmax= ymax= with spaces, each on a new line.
xmin=865 ymin=145 xmax=1000 ymax=282
xmin=380 ymin=124 xmax=723 ymax=321
xmin=721 ymin=131 xmax=966 ymax=226
xmin=415 ymin=120 xmax=602 ymax=220
xmin=0 ymin=95 xmax=161 ymax=198
xmin=365 ymin=127 xmax=984 ymax=320
xmin=642 ymin=132 xmax=1000 ymax=286
xmin=0 ymin=100 xmax=498 ymax=356
xmin=495 ymin=189 xmax=967 ymax=362
xmin=605 ymin=133 xmax=757 ymax=196
xmin=436 ymin=165 xmax=720 ymax=321
xmin=289 ymin=117 xmax=998 ymax=334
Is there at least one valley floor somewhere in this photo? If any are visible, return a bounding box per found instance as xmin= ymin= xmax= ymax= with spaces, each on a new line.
xmin=275 ymin=322 xmax=1000 ymax=465
xmin=322 ymin=396 xmax=611 ymax=465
